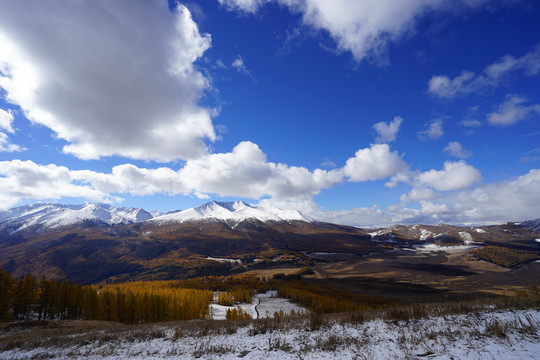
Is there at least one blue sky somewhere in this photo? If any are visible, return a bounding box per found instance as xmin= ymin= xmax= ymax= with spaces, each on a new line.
xmin=0 ymin=0 xmax=539 ymax=227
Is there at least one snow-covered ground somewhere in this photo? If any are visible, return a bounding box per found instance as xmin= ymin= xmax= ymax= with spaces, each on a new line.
xmin=209 ymin=290 xmax=306 ymax=320
xmin=413 ymin=243 xmax=480 ymax=253
xmin=2 ymin=309 xmax=539 ymax=359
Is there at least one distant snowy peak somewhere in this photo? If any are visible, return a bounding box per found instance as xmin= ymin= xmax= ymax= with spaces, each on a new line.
xmin=519 ymin=219 xmax=540 ymax=233
xmin=150 ymin=201 xmax=312 ymax=225
xmin=0 ymin=203 xmax=152 ymax=231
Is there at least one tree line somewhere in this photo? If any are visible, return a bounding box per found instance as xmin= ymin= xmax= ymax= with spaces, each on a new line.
xmin=0 ymin=269 xmax=213 ymax=323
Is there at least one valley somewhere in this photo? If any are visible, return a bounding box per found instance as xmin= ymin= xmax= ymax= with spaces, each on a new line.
xmin=1 ymin=201 xmax=540 ymax=300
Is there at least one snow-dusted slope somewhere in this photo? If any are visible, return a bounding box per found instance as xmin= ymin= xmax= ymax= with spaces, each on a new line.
xmin=520 ymin=219 xmax=540 ymax=233
xmin=0 ymin=203 xmax=152 ymax=231
xmin=150 ymin=201 xmax=312 ymax=225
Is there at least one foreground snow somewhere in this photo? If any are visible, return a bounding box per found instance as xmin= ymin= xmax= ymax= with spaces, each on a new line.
xmin=3 ymin=309 xmax=539 ymax=359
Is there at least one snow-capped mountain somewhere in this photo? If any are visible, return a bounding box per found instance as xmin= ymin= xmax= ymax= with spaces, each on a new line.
xmin=0 ymin=201 xmax=312 ymax=232
xmin=150 ymin=201 xmax=312 ymax=225
xmin=0 ymin=203 xmax=152 ymax=231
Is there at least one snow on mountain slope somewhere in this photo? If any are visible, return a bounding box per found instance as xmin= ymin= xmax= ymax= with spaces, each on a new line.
xmin=520 ymin=219 xmax=540 ymax=233
xmin=0 ymin=203 xmax=152 ymax=231
xmin=150 ymin=201 xmax=312 ymax=225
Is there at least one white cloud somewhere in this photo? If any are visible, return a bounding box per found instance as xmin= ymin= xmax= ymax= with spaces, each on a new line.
xmin=179 ymin=141 xmax=343 ymax=199
xmin=0 ymin=132 xmax=24 ymax=152
xmin=0 ymin=109 xmax=22 ymax=152
xmin=416 ymin=160 xmax=482 ymax=191
xmin=0 ymin=108 xmax=15 ymax=133
xmin=220 ymin=0 xmax=496 ymax=63
xmin=232 ymin=55 xmax=247 ymax=72
xmin=316 ymin=168 xmax=540 ymax=227
xmin=520 ymin=147 xmax=540 ymax=163
xmin=428 ymin=71 xmax=477 ymax=99
xmin=400 ymin=187 xmax=439 ymax=203
xmin=450 ymin=169 xmax=540 ymax=224
xmin=0 ymin=141 xmax=414 ymax=209
xmin=428 ymin=45 xmax=540 ymax=99
xmin=0 ymin=160 xmax=113 ymax=208
xmin=0 ymin=1 xmax=215 ymax=162
xmin=343 ymin=144 xmax=408 ymax=182
xmin=0 ymin=141 xmax=346 ymax=208
xmin=418 ymin=119 xmax=444 ymax=140
xmin=487 ymin=95 xmax=540 ymax=126
xmin=231 ymin=55 xmax=255 ymax=80
xmin=321 ymin=157 xmax=337 ymax=168
xmin=443 ymin=141 xmax=472 ymax=159
xmin=459 ymin=119 xmax=482 ymax=128
xmin=218 ymin=0 xmax=266 ymax=14
xmin=373 ymin=116 xmax=403 ymax=143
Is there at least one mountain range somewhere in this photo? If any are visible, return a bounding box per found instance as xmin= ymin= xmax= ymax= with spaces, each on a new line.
xmin=0 ymin=201 xmax=311 ymax=233
xmin=1 ymin=201 xmax=539 ymax=285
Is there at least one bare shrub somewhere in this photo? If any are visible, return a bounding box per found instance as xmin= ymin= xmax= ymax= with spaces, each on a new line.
xmin=192 ymin=342 xmax=234 ymax=357
xmin=485 ymin=319 xmax=506 ymax=339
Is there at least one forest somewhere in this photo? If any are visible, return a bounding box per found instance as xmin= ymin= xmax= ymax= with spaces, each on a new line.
xmin=0 ymin=268 xmax=403 ymax=324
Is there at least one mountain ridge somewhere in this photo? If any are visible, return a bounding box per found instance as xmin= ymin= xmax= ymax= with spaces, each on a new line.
xmin=1 ymin=201 xmax=540 ymax=284
xmin=0 ymin=201 xmax=313 ymax=232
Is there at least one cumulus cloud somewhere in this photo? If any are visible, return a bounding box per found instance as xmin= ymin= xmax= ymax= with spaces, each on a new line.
xmin=487 ymin=95 xmax=540 ymax=126
xmin=0 ymin=141 xmax=416 ymax=209
xmin=399 ymin=187 xmax=439 ymax=203
xmin=416 ymin=160 xmax=482 ymax=191
xmin=0 ymin=160 xmax=113 ymax=208
xmin=418 ymin=119 xmax=444 ymax=140
xmin=373 ymin=116 xmax=403 ymax=143
xmin=449 ymin=169 xmax=540 ymax=224
xmin=428 ymin=45 xmax=540 ymax=99
xmin=343 ymin=144 xmax=408 ymax=182
xmin=0 ymin=1 xmax=215 ymax=162
xmin=443 ymin=141 xmax=472 ymax=159
xmin=179 ymin=141 xmax=344 ymax=199
xmin=0 ymin=141 xmax=349 ymax=209
xmin=317 ymin=168 xmax=540 ymax=227
xmin=219 ymin=0 xmax=497 ymax=63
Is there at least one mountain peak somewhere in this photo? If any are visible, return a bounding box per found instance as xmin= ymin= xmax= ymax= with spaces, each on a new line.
xmin=150 ymin=200 xmax=311 ymax=225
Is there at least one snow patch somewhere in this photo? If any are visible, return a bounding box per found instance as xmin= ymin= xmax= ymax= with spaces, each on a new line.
xmin=475 ymin=228 xmax=487 ymax=233
xmin=419 ymin=228 xmax=433 ymax=241
xmin=205 ymin=257 xmax=242 ymax=264
xmin=414 ymin=243 xmax=480 ymax=253
xmin=458 ymin=231 xmax=473 ymax=245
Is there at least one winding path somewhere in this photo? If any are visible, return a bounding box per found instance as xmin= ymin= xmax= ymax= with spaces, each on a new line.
xmin=254 ymin=296 xmax=261 ymax=319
